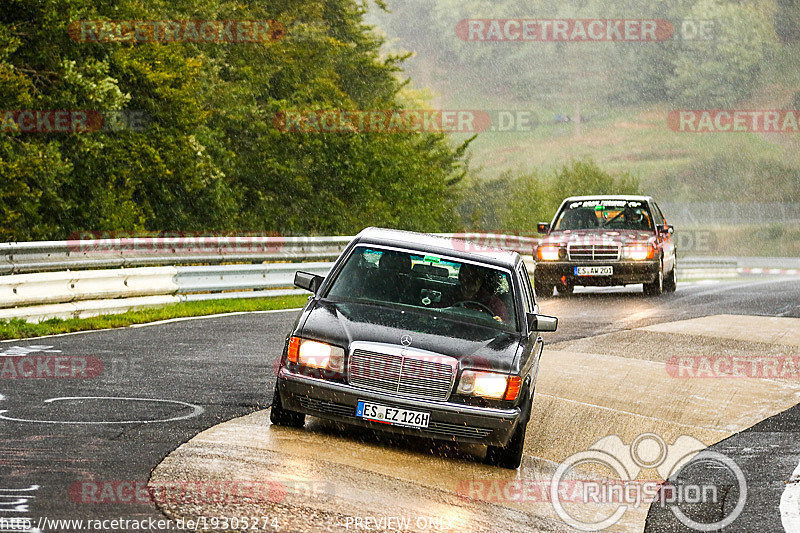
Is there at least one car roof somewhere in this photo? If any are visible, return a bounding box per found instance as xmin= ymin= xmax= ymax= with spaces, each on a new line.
xmin=561 ymin=195 xmax=654 ymax=202
xmin=352 ymin=228 xmax=521 ymax=269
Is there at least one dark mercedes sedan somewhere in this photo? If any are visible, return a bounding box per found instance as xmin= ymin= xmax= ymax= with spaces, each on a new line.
xmin=270 ymin=228 xmax=557 ymax=469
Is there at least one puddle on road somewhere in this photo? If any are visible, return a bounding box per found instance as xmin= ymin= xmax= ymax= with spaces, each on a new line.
xmin=151 ymin=410 xmax=651 ymax=532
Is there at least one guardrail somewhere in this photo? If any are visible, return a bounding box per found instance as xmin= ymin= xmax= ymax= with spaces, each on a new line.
xmin=0 ymin=233 xmax=544 ymax=274
xmin=0 ymin=236 xmax=352 ymax=274
xmin=0 ymin=262 xmax=334 ymax=321
xmin=0 ymin=233 xmax=796 ymax=322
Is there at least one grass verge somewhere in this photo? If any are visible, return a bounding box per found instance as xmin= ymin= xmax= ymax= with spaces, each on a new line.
xmin=0 ymin=294 xmax=309 ymax=341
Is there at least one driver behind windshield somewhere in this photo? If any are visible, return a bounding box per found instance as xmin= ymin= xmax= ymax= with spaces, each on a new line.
xmin=454 ymin=264 xmax=509 ymax=323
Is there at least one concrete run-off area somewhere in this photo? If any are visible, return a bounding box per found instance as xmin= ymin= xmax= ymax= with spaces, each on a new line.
xmin=150 ymin=314 xmax=800 ymax=532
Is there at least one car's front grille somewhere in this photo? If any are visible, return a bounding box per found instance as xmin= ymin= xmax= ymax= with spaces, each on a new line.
xmin=348 ymin=347 xmax=456 ymax=401
xmin=567 ymin=243 xmax=620 ymax=261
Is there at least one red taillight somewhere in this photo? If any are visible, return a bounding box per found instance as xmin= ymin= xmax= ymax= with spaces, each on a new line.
xmin=287 ymin=336 xmax=301 ymax=363
xmin=504 ymin=376 xmax=522 ymax=401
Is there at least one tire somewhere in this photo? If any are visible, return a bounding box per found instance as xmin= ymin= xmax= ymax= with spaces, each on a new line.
xmin=643 ymin=263 xmax=664 ymax=296
xmin=484 ymin=393 xmax=532 ymax=469
xmin=269 ymin=383 xmax=305 ymax=428
xmin=663 ymin=262 xmax=677 ymax=293
xmin=555 ymin=282 xmax=574 ymax=296
xmin=534 ymin=282 xmax=554 ymax=298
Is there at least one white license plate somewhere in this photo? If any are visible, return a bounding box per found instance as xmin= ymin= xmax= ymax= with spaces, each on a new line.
xmin=575 ymin=266 xmax=614 ymax=276
xmin=356 ymin=400 xmax=430 ymax=429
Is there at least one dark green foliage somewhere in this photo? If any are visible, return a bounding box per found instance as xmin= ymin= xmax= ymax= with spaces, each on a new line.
xmin=0 ymin=0 xmax=468 ymax=239
xmin=460 ymin=159 xmax=640 ymax=232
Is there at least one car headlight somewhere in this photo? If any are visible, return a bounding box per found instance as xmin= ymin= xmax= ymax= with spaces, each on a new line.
xmin=623 ymin=244 xmax=655 ymax=261
xmin=537 ymin=245 xmax=561 ymax=261
xmin=287 ymin=337 xmax=345 ymax=372
xmin=457 ymin=370 xmax=521 ymax=400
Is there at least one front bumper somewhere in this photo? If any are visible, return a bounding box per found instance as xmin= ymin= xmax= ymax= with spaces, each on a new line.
xmin=276 ymin=368 xmax=521 ymax=446
xmin=534 ymin=260 xmax=659 ymax=286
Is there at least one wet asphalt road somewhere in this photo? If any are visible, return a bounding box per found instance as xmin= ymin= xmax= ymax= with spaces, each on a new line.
xmin=1 ymin=278 xmax=800 ymax=532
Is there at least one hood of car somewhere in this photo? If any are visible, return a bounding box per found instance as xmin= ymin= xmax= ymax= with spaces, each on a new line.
xmin=541 ymin=229 xmax=656 ymax=245
xmin=298 ymin=299 xmax=521 ymax=373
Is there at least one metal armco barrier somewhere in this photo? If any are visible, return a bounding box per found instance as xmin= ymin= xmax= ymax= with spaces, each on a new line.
xmin=678 ymin=257 xmax=738 ymax=279
xmin=175 ymin=263 xmax=331 ymax=294
xmin=0 ymin=232 xmax=796 ymax=322
xmin=0 ymin=267 xmax=179 ymax=308
xmin=0 ymin=262 xmax=333 ymax=307
xmin=0 ymin=236 xmax=352 ymax=275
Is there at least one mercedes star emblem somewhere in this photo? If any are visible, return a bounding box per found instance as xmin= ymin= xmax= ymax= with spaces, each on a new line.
xmin=400 ymin=335 xmax=413 ymax=346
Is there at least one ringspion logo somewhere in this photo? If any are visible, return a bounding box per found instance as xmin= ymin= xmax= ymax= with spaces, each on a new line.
xmin=68 ymin=20 xmax=286 ymax=43
xmin=456 ymin=19 xmax=674 ymax=42
xmin=548 ymin=434 xmax=746 ymax=531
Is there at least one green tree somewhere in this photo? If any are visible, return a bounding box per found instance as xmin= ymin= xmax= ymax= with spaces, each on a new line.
xmin=0 ymin=0 xmax=470 ymax=239
xmin=666 ymin=0 xmax=778 ymax=107
xmin=460 ymin=159 xmax=639 ymax=232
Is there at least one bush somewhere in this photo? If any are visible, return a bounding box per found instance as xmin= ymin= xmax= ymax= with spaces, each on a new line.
xmin=459 ymin=159 xmax=640 ymax=233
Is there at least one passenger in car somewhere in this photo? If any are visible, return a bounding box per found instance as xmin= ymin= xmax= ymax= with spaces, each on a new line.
xmin=376 ymin=250 xmax=413 ymax=303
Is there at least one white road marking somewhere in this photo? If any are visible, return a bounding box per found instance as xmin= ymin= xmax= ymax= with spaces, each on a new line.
xmin=0 ymin=308 xmax=302 ymax=342
xmin=0 ymin=345 xmax=61 ymax=357
xmin=781 ymin=459 xmax=800 ymax=532
xmin=0 ymin=396 xmax=204 ymax=424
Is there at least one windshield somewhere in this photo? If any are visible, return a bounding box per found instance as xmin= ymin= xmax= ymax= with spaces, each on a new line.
xmin=326 ymin=246 xmax=517 ymax=330
xmin=553 ymin=199 xmax=654 ymax=231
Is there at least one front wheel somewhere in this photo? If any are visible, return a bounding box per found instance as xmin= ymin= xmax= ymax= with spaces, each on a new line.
xmin=484 ymin=394 xmax=531 ymax=469
xmin=643 ymin=263 xmax=664 ymax=296
xmin=269 ymin=382 xmax=305 ymax=428
xmin=663 ymin=262 xmax=677 ymax=293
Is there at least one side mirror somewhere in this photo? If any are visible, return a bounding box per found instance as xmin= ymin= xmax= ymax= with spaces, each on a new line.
xmin=656 ymin=224 xmax=674 ymax=235
xmin=537 ymin=222 xmax=550 ymax=234
xmin=527 ymin=313 xmax=558 ymax=332
xmin=294 ymin=271 xmax=324 ymax=293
